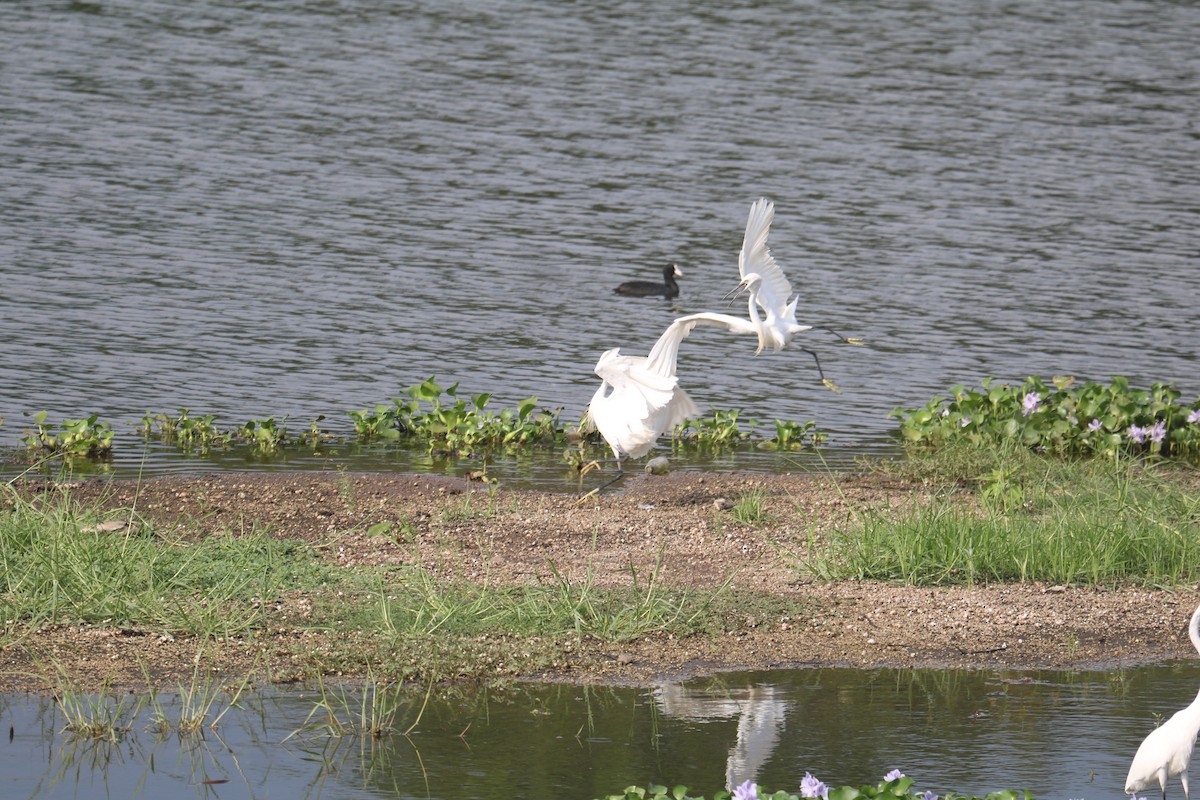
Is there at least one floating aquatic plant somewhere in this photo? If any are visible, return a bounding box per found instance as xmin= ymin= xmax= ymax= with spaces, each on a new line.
xmin=234 ymin=416 xmax=288 ymax=454
xmin=892 ymin=376 xmax=1200 ymax=462
xmin=677 ymin=408 xmax=757 ymax=447
xmin=598 ymin=772 xmax=1035 ymax=800
xmin=298 ymin=414 xmax=335 ymax=448
xmin=764 ymin=418 xmax=826 ymax=450
xmin=139 ymin=408 xmax=230 ymax=451
xmin=21 ymin=411 xmax=113 ymax=460
xmin=349 ymin=376 xmax=564 ymax=455
xmin=13 ymin=378 xmax=828 ymax=469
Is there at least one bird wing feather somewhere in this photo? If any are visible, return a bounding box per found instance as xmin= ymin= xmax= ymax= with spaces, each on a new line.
xmin=644 ymin=313 xmax=759 ymax=376
xmin=589 ymin=347 xmax=685 ymax=459
xmin=738 ymin=198 xmax=794 ymax=319
xmin=588 ymin=301 xmax=770 ymax=463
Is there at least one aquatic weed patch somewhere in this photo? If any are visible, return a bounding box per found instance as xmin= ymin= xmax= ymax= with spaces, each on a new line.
xmin=893 ymin=375 xmax=1200 ymax=462
xmin=138 ymin=409 xmax=230 ymax=452
xmin=674 ymin=410 xmax=825 ymax=450
xmin=20 ymin=411 xmax=113 ymax=460
xmin=348 ymin=376 xmax=564 ymax=455
xmin=13 ymin=377 xmax=826 ymax=474
xmin=285 ymin=673 xmax=424 ymax=741
xmin=601 ymin=774 xmax=1034 ymax=800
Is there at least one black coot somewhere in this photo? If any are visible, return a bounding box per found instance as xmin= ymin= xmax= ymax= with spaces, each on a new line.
xmin=614 ymin=264 xmax=682 ymax=298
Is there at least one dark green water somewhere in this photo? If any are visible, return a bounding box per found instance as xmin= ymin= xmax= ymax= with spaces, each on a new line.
xmin=4 ymin=665 xmax=1197 ymax=799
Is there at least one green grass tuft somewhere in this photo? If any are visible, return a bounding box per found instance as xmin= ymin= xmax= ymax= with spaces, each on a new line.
xmin=812 ymin=453 xmax=1200 ymax=586
xmin=0 ymin=485 xmax=332 ymax=636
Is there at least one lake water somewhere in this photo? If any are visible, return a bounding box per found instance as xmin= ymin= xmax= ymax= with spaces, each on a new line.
xmin=3 ymin=664 xmax=1197 ymax=800
xmin=2 ymin=0 xmax=1197 ymax=476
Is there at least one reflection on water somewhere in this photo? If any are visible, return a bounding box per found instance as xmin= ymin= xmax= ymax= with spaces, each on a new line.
xmin=655 ymin=681 xmax=789 ymax=790
xmin=0 ymin=433 xmax=897 ymax=489
xmin=3 ymin=665 xmax=1199 ymax=800
xmin=1 ymin=0 xmax=1198 ymax=480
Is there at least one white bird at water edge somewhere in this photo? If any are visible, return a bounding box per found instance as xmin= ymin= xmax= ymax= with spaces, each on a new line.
xmin=579 ymin=198 xmax=862 ymax=491
xmin=581 ymin=297 xmax=826 ymax=491
xmin=1125 ymin=600 xmax=1200 ymax=800
xmin=581 ymin=332 xmax=700 ymax=492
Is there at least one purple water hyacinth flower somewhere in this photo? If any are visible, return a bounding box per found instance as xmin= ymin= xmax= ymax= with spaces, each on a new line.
xmin=960 ymin=416 xmax=971 ymax=427
xmin=800 ymin=772 xmax=829 ymax=799
xmin=1149 ymin=420 xmax=1166 ymax=443
xmin=1021 ymin=392 xmax=1041 ymax=416
xmin=1087 ymin=418 xmax=1102 ymax=432
xmin=1128 ymin=425 xmax=1146 ymax=444
xmin=1189 ymin=409 xmax=1200 ymax=425
xmin=920 ymin=792 xmax=938 ymax=800
xmin=883 ymin=769 xmax=905 ymax=781
xmin=732 ymin=780 xmax=758 ymax=800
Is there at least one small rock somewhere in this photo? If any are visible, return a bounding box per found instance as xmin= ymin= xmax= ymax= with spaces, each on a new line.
xmin=644 ymin=456 xmax=670 ymax=475
xmin=82 ymin=520 xmax=128 ymax=533
xmin=713 ymin=497 xmax=735 ymax=511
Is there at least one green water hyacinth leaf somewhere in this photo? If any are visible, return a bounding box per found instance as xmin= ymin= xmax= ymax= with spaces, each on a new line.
xmin=892 ymin=376 xmax=1200 ymax=463
xmin=352 ymin=378 xmax=566 ymax=455
xmin=598 ymin=783 xmax=1036 ymax=800
xmin=141 ymin=408 xmax=231 ymax=451
xmin=21 ymin=410 xmax=113 ymax=460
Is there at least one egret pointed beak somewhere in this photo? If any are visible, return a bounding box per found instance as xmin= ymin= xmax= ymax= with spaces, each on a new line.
xmin=722 ymin=281 xmax=750 ymax=305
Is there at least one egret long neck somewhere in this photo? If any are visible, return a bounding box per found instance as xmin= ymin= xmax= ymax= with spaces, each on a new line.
xmin=745 ymin=292 xmax=766 ymax=353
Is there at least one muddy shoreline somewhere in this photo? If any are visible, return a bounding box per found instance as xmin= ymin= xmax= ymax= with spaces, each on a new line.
xmin=2 ymin=470 xmax=1196 ymax=694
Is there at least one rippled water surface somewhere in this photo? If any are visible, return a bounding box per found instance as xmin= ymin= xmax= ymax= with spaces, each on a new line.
xmin=2 ymin=1 xmax=1197 ymax=476
xmin=3 ymin=665 xmax=1197 ymax=800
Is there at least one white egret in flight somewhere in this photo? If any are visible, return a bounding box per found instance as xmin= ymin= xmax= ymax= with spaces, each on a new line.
xmin=615 ymin=263 xmax=683 ymax=298
xmin=727 ymin=197 xmax=863 ymax=388
xmin=1125 ymin=601 xmax=1200 ymax=800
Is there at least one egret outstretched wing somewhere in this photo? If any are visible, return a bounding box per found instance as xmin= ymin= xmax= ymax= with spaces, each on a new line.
xmin=738 ymin=198 xmax=793 ymax=322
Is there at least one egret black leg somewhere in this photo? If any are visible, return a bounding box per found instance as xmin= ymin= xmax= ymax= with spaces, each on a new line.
xmin=592 ymin=462 xmax=626 ymax=493
xmin=577 ymin=457 xmax=627 ymax=499
xmin=818 ymin=326 xmax=864 ymax=346
xmin=800 ymin=347 xmax=841 ymax=393
xmin=801 ymin=347 xmax=826 ymax=382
